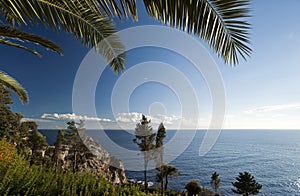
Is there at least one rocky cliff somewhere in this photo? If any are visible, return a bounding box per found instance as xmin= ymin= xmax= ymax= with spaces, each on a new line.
xmin=54 ymin=132 xmax=127 ymax=184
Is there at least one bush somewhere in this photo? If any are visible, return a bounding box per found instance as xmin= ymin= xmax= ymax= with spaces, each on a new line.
xmin=185 ymin=180 xmax=201 ymax=196
xmin=0 ymin=141 xmax=159 ymax=196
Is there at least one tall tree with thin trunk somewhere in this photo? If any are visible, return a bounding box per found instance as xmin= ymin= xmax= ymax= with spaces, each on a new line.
xmin=155 ymin=122 xmax=166 ymax=195
xmin=211 ymin=172 xmax=221 ymax=195
xmin=133 ymin=115 xmax=156 ymax=192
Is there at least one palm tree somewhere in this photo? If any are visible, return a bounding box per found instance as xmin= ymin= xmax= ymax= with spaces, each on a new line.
xmin=0 ymin=72 xmax=28 ymax=104
xmin=0 ymin=0 xmax=126 ymax=103
xmin=211 ymin=172 xmax=221 ymax=195
xmin=0 ymin=0 xmax=251 ymax=103
xmin=101 ymin=0 xmax=252 ymax=65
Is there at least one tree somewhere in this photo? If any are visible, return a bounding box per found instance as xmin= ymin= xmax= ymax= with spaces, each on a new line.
xmin=0 ymin=1 xmax=251 ymax=103
xmin=156 ymin=163 xmax=179 ymax=191
xmin=0 ymin=1 xmax=125 ymax=72
xmin=211 ymin=172 xmax=221 ymax=195
xmin=185 ymin=180 xmax=202 ymax=196
xmin=155 ymin=122 xmax=166 ymax=195
xmin=66 ymin=120 xmax=91 ymax=173
xmin=232 ymin=172 xmax=262 ymax=196
xmin=0 ymin=0 xmax=126 ymax=103
xmin=53 ymin=130 xmax=65 ymax=172
xmin=27 ymin=121 xmax=48 ymax=165
xmin=133 ymin=115 xmax=156 ymax=191
xmin=0 ymin=85 xmax=23 ymax=144
xmin=95 ymin=0 xmax=252 ymax=65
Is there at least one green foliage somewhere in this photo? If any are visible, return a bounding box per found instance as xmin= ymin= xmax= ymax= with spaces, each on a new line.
xmin=232 ymin=172 xmax=262 ymax=196
xmin=0 ymin=0 xmax=126 ymax=73
xmin=0 ymin=76 xmax=27 ymax=104
xmin=0 ymin=85 xmax=24 ymax=143
xmin=211 ymin=172 xmax=221 ymax=194
xmin=142 ymin=0 xmax=252 ymax=65
xmin=0 ymin=26 xmax=62 ymax=57
xmin=185 ymin=180 xmax=202 ymax=196
xmin=133 ymin=114 xmax=156 ymax=191
xmin=66 ymin=120 xmax=93 ymax=173
xmin=155 ymin=122 xmax=166 ymax=194
xmin=26 ymin=121 xmax=48 ymax=165
xmin=0 ymin=146 xmax=159 ymax=196
xmin=156 ymin=163 xmax=179 ymax=191
xmin=0 ymin=89 xmax=49 ymax=163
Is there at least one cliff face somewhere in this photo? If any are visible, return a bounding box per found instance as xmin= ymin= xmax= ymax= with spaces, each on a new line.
xmin=55 ymin=132 xmax=127 ymax=184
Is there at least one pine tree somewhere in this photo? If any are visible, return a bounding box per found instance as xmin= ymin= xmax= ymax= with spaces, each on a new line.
xmin=155 ymin=123 xmax=166 ymax=195
xmin=53 ymin=130 xmax=65 ymax=172
xmin=0 ymin=85 xmax=23 ymax=145
xmin=133 ymin=115 xmax=156 ymax=191
xmin=27 ymin=121 xmax=48 ymax=165
xmin=66 ymin=120 xmax=90 ymax=173
xmin=232 ymin=172 xmax=262 ymax=196
xmin=156 ymin=164 xmax=179 ymax=190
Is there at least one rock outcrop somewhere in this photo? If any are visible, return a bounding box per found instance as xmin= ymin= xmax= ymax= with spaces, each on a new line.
xmin=55 ymin=132 xmax=127 ymax=184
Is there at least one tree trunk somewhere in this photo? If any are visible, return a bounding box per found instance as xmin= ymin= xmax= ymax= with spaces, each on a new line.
xmin=161 ymin=172 xmax=164 ymax=195
xmin=144 ymin=159 xmax=148 ymax=192
xmin=73 ymin=151 xmax=77 ymax=173
xmin=160 ymin=152 xmax=164 ymax=195
xmin=165 ymin=174 xmax=168 ymax=190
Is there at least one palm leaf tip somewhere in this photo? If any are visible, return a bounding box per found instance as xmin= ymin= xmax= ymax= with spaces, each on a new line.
xmin=0 ymin=72 xmax=28 ymax=104
xmin=143 ymin=0 xmax=252 ymax=65
xmin=95 ymin=0 xmax=138 ymax=20
xmin=0 ymin=0 xmax=127 ymax=73
xmin=0 ymin=26 xmax=63 ymax=56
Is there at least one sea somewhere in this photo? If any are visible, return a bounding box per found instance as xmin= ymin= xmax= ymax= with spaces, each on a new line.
xmin=39 ymin=129 xmax=300 ymax=195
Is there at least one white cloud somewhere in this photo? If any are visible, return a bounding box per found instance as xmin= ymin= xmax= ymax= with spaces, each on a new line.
xmin=21 ymin=118 xmax=54 ymax=123
xmin=115 ymin=112 xmax=182 ymax=125
xmin=41 ymin=113 xmax=112 ymax=122
xmin=244 ymin=104 xmax=300 ymax=114
xmin=115 ymin=112 xmax=142 ymax=123
xmin=115 ymin=112 xmax=202 ymax=129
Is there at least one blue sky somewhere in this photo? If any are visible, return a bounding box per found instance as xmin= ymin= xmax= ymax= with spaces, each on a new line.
xmin=2 ymin=0 xmax=300 ymax=129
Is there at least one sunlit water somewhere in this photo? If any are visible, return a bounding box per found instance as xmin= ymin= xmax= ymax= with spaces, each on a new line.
xmin=40 ymin=129 xmax=300 ymax=195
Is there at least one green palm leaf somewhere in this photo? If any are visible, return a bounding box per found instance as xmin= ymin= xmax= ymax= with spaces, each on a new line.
xmin=143 ymin=0 xmax=251 ymax=65
xmin=94 ymin=0 xmax=137 ymax=19
xmin=0 ymin=0 xmax=126 ymax=73
xmin=0 ymin=71 xmax=28 ymax=104
xmin=88 ymin=0 xmax=251 ymax=65
xmin=0 ymin=26 xmax=62 ymax=57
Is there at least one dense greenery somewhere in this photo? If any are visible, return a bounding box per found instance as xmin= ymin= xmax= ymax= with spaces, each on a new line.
xmin=185 ymin=180 xmax=202 ymax=196
xmin=0 ymin=139 xmax=160 ymax=196
xmin=232 ymin=172 xmax=262 ymax=196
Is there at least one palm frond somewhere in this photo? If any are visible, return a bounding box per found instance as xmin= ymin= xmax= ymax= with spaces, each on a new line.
xmin=0 ymin=0 xmax=126 ymax=73
xmin=94 ymin=0 xmax=137 ymax=20
xmin=0 ymin=38 xmax=41 ymax=57
xmin=0 ymin=26 xmax=62 ymax=57
xmin=143 ymin=0 xmax=252 ymax=65
xmin=0 ymin=71 xmax=28 ymax=104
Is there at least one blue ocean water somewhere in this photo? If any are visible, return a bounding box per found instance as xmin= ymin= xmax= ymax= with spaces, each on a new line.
xmin=40 ymin=130 xmax=300 ymax=195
